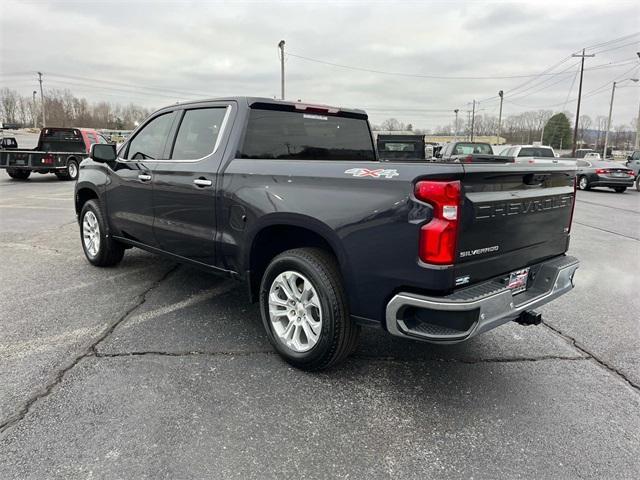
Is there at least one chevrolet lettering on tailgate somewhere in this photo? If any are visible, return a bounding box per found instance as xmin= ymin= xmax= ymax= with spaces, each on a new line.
xmin=474 ymin=194 xmax=573 ymax=220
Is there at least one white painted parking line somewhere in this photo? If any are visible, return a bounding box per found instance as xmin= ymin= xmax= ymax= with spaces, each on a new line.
xmin=125 ymin=282 xmax=238 ymax=327
xmin=0 ymin=205 xmax=70 ymax=210
xmin=0 ymin=326 xmax=101 ymax=359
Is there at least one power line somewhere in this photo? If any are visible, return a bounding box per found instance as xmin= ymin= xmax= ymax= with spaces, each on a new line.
xmin=286 ymin=52 xmax=583 ymax=80
xmin=584 ymin=32 xmax=640 ymax=50
xmin=591 ymin=40 xmax=640 ymax=55
xmin=45 ymin=72 xmax=212 ymax=98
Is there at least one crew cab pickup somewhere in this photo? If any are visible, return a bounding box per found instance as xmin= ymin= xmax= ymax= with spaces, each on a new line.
xmin=76 ymin=97 xmax=579 ymax=370
xmin=0 ymin=127 xmax=109 ymax=180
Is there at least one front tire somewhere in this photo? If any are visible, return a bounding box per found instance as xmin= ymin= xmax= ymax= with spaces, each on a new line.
xmin=6 ymin=168 xmax=31 ymax=180
xmin=578 ymin=175 xmax=590 ymax=190
xmin=613 ymin=187 xmax=626 ymax=193
xmin=80 ymin=199 xmax=125 ymax=267
xmin=259 ymin=248 xmax=360 ymax=371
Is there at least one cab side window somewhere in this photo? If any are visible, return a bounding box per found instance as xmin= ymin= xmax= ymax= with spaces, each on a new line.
xmin=171 ymin=108 xmax=227 ymax=160
xmin=125 ymin=112 xmax=175 ymax=160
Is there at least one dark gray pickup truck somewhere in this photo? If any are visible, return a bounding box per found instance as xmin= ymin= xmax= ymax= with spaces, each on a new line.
xmin=75 ymin=97 xmax=579 ymax=370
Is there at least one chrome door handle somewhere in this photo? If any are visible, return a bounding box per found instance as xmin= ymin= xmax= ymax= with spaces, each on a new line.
xmin=193 ymin=178 xmax=213 ymax=187
xmin=138 ymin=173 xmax=152 ymax=181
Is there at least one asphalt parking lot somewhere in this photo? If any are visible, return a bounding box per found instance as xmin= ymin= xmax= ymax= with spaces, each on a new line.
xmin=0 ymin=173 xmax=638 ymax=479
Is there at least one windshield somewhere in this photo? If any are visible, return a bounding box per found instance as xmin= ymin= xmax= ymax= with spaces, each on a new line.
xmin=518 ymin=147 xmax=554 ymax=158
xmin=453 ymin=143 xmax=492 ymax=155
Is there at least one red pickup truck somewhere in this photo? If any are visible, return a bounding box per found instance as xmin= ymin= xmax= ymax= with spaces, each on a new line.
xmin=0 ymin=127 xmax=109 ymax=180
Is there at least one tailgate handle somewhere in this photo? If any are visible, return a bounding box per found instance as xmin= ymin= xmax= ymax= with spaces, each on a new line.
xmin=523 ymin=173 xmax=549 ymax=186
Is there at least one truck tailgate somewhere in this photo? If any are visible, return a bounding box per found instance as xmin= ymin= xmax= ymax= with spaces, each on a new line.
xmin=454 ymin=163 xmax=575 ymax=285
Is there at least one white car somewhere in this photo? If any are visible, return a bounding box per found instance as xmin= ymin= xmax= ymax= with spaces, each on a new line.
xmin=584 ymin=152 xmax=601 ymax=160
xmin=498 ymin=144 xmax=576 ymax=165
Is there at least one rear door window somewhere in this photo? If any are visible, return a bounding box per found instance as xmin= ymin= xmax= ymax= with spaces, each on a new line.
xmin=239 ymin=108 xmax=375 ymax=161
xmin=171 ymin=108 xmax=227 ymax=160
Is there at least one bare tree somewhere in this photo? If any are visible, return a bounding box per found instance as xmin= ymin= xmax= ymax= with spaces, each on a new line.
xmin=0 ymin=88 xmax=19 ymax=123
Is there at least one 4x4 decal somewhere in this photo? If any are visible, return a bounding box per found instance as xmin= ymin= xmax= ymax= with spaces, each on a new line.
xmin=344 ymin=168 xmax=399 ymax=179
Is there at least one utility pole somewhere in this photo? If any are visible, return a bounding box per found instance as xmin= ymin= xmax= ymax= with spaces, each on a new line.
xmin=604 ymin=78 xmax=639 ymax=158
xmin=278 ymin=40 xmax=285 ymax=100
xmin=470 ymin=100 xmax=476 ymax=142
xmin=37 ymin=72 xmax=46 ymax=128
xmin=636 ymin=53 xmax=640 ymax=149
xmin=571 ymin=49 xmax=595 ymax=156
xmin=603 ymin=81 xmax=618 ymax=160
xmin=496 ymin=90 xmax=504 ymax=145
xmin=453 ymin=109 xmax=459 ymax=141
xmin=466 ymin=110 xmax=471 ymax=140
xmin=32 ymin=91 xmax=37 ymax=128
xmin=635 ymin=99 xmax=640 ymax=150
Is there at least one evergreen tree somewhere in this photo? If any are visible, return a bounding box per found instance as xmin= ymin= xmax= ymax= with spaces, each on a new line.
xmin=543 ymin=113 xmax=572 ymax=149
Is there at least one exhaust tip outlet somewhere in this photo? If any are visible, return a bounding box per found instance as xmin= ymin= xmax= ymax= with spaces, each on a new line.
xmin=514 ymin=310 xmax=542 ymax=326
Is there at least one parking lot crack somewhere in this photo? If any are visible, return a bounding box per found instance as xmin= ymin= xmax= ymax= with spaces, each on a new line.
xmin=94 ymin=350 xmax=275 ymax=358
xmin=353 ymin=354 xmax=587 ymax=364
xmin=542 ymin=322 xmax=640 ymax=392
xmin=0 ymin=264 xmax=179 ymax=435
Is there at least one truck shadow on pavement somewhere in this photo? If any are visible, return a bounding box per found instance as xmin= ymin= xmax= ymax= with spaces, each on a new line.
xmin=95 ymin=263 xmax=584 ymax=370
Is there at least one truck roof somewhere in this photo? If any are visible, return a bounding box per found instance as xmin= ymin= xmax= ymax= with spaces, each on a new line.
xmin=156 ymin=96 xmax=368 ymax=118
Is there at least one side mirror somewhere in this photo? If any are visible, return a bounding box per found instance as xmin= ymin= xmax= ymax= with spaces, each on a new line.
xmin=90 ymin=143 xmax=117 ymax=163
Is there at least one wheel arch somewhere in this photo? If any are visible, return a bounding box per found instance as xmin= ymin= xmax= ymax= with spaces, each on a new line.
xmin=75 ymin=184 xmax=100 ymax=216
xmin=244 ymin=214 xmax=351 ymax=303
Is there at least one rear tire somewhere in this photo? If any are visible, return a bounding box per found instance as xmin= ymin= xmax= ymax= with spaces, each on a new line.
xmin=578 ymin=175 xmax=590 ymax=190
xmin=259 ymin=247 xmax=360 ymax=371
xmin=80 ymin=199 xmax=125 ymax=267
xmin=613 ymin=187 xmax=626 ymax=193
xmin=6 ymin=168 xmax=31 ymax=180
xmin=636 ymin=176 xmax=640 ymax=192
xmin=56 ymin=159 xmax=79 ymax=181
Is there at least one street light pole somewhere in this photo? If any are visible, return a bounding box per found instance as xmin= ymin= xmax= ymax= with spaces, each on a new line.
xmin=604 ymin=78 xmax=638 ymax=159
xmin=470 ymin=100 xmax=476 ymax=142
xmin=453 ymin=109 xmax=459 ymax=141
xmin=496 ymin=90 xmax=503 ymax=146
xmin=37 ymin=72 xmax=46 ymax=128
xmin=278 ymin=40 xmax=285 ymax=100
xmin=32 ymin=91 xmax=37 ymax=128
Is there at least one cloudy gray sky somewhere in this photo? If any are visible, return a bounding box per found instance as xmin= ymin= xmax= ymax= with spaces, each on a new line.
xmin=1 ymin=0 xmax=639 ymax=130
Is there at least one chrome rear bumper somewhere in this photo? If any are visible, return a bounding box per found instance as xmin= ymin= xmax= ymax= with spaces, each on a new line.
xmin=385 ymin=255 xmax=579 ymax=343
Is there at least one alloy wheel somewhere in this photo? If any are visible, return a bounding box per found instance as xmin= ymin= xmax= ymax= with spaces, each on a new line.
xmin=268 ymin=271 xmax=323 ymax=353
xmin=82 ymin=211 xmax=100 ymax=257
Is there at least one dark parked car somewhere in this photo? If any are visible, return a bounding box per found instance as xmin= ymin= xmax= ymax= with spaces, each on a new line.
xmin=75 ymin=97 xmax=579 ymax=370
xmin=576 ymin=159 xmax=635 ymax=193
xmin=377 ymin=134 xmax=426 ymax=161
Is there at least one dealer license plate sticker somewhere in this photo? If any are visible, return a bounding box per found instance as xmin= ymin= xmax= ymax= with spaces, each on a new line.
xmin=507 ymin=268 xmax=529 ymax=294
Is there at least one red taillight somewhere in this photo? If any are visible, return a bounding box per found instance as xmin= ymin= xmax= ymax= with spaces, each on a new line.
xmin=415 ymin=180 xmax=461 ymax=265
xmin=627 ymin=170 xmax=635 ymax=176
xmin=42 ymin=154 xmax=54 ymax=165
xmin=595 ymin=168 xmax=608 ymax=174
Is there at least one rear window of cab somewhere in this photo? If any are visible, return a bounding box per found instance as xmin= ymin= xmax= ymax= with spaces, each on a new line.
xmin=239 ymin=108 xmax=375 ymax=161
